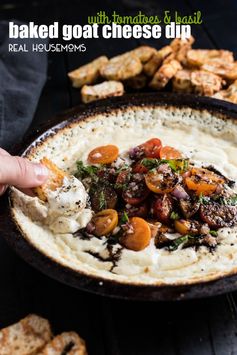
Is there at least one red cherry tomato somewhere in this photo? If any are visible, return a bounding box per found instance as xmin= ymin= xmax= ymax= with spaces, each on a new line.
xmin=139 ymin=138 xmax=162 ymax=159
xmin=160 ymin=146 xmax=182 ymax=160
xmin=116 ymin=169 xmax=130 ymax=187
xmin=122 ymin=175 xmax=150 ymax=205
xmin=133 ymin=161 xmax=148 ymax=174
xmin=125 ymin=201 xmax=149 ymax=218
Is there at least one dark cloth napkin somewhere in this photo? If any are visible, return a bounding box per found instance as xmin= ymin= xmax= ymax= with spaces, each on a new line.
xmin=0 ymin=20 xmax=48 ymax=150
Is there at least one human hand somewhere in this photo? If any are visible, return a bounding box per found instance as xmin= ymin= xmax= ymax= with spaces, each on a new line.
xmin=0 ymin=148 xmax=48 ymax=195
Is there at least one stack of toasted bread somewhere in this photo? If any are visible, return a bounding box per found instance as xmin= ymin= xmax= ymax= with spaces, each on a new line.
xmin=68 ymin=36 xmax=237 ymax=105
xmin=0 ymin=314 xmax=87 ymax=355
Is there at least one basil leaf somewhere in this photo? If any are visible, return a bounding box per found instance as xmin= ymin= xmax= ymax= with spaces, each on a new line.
xmin=220 ymin=195 xmax=237 ymax=206
xmin=120 ymin=211 xmax=129 ymax=224
xmin=210 ymin=230 xmax=218 ymax=236
xmin=170 ymin=211 xmax=180 ymax=220
xmin=140 ymin=158 xmax=189 ymax=173
xmin=99 ymin=190 xmax=107 ymax=210
xmin=75 ymin=160 xmax=98 ymax=179
xmin=168 ymin=235 xmax=193 ymax=251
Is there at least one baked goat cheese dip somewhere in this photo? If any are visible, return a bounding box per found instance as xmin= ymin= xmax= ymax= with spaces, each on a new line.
xmin=10 ymin=105 xmax=237 ymax=285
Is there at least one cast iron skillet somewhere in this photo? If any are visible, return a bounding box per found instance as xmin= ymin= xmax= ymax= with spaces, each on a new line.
xmin=1 ymin=92 xmax=237 ymax=302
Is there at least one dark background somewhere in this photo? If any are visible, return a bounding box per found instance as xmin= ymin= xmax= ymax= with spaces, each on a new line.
xmin=0 ymin=0 xmax=237 ymax=354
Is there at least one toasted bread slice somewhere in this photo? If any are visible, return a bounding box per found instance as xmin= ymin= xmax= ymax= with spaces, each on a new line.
xmin=170 ymin=36 xmax=195 ymax=52
xmin=39 ymin=332 xmax=87 ymax=355
xmin=191 ymin=70 xmax=223 ymax=96
xmin=212 ymin=80 xmax=237 ymax=103
xmin=34 ymin=158 xmax=67 ymax=201
xmin=0 ymin=314 xmax=52 ymax=355
xmin=170 ymin=36 xmax=195 ymax=65
xmin=172 ymin=69 xmax=193 ymax=93
xmin=125 ymin=73 xmax=147 ymax=90
xmin=100 ymin=52 xmax=142 ymax=81
xmin=149 ymin=59 xmax=182 ymax=90
xmin=143 ymin=46 xmax=173 ymax=77
xmin=202 ymin=59 xmax=237 ymax=81
xmin=68 ymin=56 xmax=108 ymax=88
xmin=131 ymin=45 xmax=156 ymax=63
xmin=187 ymin=49 xmax=234 ymax=67
xmin=81 ymin=81 xmax=124 ymax=103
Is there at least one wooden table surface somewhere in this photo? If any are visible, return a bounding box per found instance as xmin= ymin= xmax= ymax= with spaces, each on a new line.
xmin=0 ymin=0 xmax=237 ymax=354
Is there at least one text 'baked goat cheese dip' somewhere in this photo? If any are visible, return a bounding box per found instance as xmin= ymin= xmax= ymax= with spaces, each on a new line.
xmin=10 ymin=104 xmax=237 ymax=286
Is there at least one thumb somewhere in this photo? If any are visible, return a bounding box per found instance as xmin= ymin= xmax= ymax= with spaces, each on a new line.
xmin=0 ymin=156 xmax=48 ymax=188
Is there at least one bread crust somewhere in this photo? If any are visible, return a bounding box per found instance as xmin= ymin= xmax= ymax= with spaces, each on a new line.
xmin=34 ymin=157 xmax=67 ymax=201
xmin=39 ymin=332 xmax=87 ymax=355
xmin=191 ymin=70 xmax=223 ymax=96
xmin=149 ymin=59 xmax=182 ymax=90
xmin=0 ymin=314 xmax=52 ymax=355
xmin=100 ymin=52 xmax=142 ymax=81
xmin=68 ymin=56 xmax=108 ymax=88
xmin=81 ymin=81 xmax=124 ymax=103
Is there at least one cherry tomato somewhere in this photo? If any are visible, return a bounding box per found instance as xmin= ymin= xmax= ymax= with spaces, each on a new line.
xmin=174 ymin=219 xmax=200 ymax=235
xmin=122 ymin=175 xmax=150 ymax=205
xmin=120 ymin=217 xmax=151 ymax=251
xmin=92 ymin=209 xmax=118 ymax=236
xmin=145 ymin=168 xmax=179 ymax=194
xmin=139 ymin=138 xmax=162 ymax=158
xmin=160 ymin=146 xmax=182 ymax=159
xmin=185 ymin=167 xmax=224 ymax=196
xmin=125 ymin=201 xmax=149 ymax=218
xmin=88 ymin=145 xmax=119 ymax=164
xmin=115 ymin=169 xmax=131 ymax=188
xmin=133 ymin=161 xmax=149 ymax=174
xmin=90 ymin=186 xmax=117 ymax=212
xmin=151 ymin=194 xmax=173 ymax=224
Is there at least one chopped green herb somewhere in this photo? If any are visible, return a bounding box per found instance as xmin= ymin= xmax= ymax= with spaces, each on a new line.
xmin=199 ymin=192 xmax=204 ymax=203
xmin=220 ymin=195 xmax=237 ymax=206
xmin=114 ymin=183 xmax=128 ymax=191
xmin=120 ymin=211 xmax=129 ymax=224
xmin=141 ymin=158 xmax=160 ymax=170
xmin=99 ymin=190 xmax=107 ymax=210
xmin=75 ymin=160 xmax=98 ymax=179
xmin=168 ymin=235 xmax=193 ymax=251
xmin=170 ymin=211 xmax=180 ymax=220
xmin=115 ymin=164 xmax=130 ymax=174
xmin=198 ymin=192 xmax=209 ymax=205
xmin=140 ymin=158 xmax=189 ymax=173
xmin=167 ymin=159 xmax=189 ymax=173
xmin=210 ymin=230 xmax=218 ymax=237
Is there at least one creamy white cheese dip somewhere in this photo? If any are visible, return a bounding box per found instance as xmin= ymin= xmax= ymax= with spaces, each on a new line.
xmin=11 ymin=105 xmax=237 ymax=285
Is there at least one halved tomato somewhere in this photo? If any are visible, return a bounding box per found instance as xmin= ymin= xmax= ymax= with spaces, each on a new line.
xmin=122 ymin=175 xmax=150 ymax=205
xmin=125 ymin=201 xmax=149 ymax=218
xmin=92 ymin=209 xmax=118 ymax=236
xmin=145 ymin=168 xmax=179 ymax=194
xmin=139 ymin=138 xmax=162 ymax=159
xmin=115 ymin=169 xmax=131 ymax=188
xmin=185 ymin=167 xmax=224 ymax=196
xmin=151 ymin=194 xmax=173 ymax=224
xmin=88 ymin=145 xmax=119 ymax=164
xmin=132 ymin=160 xmax=149 ymax=174
xmin=160 ymin=146 xmax=182 ymax=159
xmin=120 ymin=217 xmax=151 ymax=251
